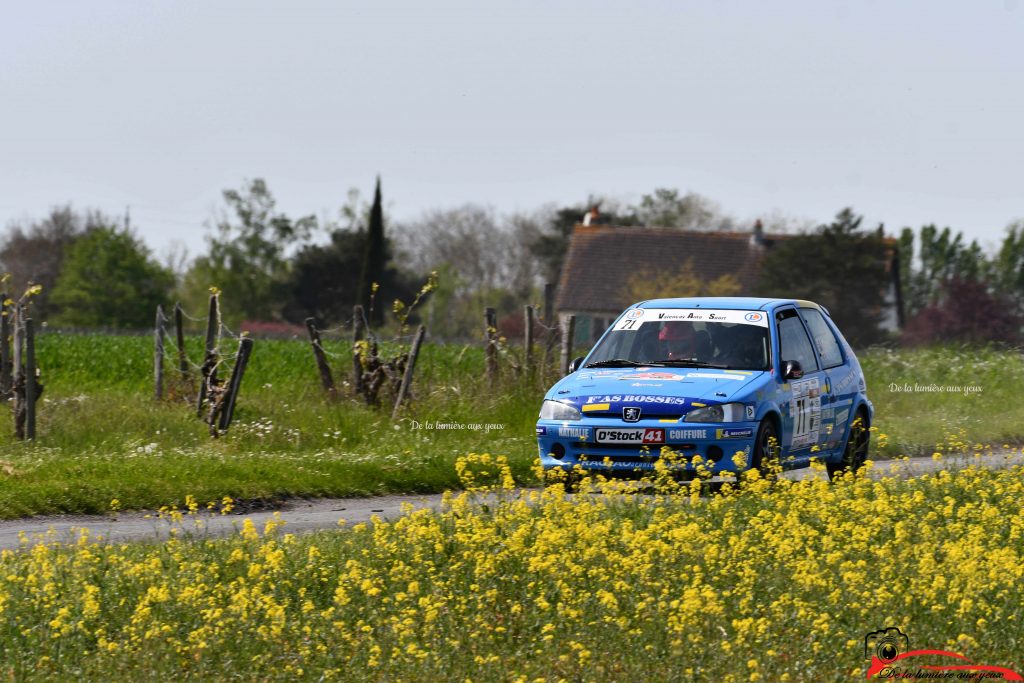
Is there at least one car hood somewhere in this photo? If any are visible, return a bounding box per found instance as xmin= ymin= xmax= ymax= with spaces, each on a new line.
xmin=548 ymin=367 xmax=767 ymax=417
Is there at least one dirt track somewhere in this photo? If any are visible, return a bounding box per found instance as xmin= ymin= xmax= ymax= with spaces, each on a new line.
xmin=1 ymin=450 xmax=1021 ymax=551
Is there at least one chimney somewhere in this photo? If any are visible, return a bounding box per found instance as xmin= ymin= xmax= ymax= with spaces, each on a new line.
xmin=750 ymin=219 xmax=766 ymax=248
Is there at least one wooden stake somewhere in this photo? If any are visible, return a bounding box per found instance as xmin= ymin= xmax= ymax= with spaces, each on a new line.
xmin=217 ymin=337 xmax=253 ymax=432
xmin=559 ymin=314 xmax=576 ymax=376
xmin=174 ymin=302 xmax=189 ymax=384
xmin=196 ymin=294 xmax=219 ymax=417
xmin=485 ymin=307 xmax=498 ymax=383
xmin=392 ymin=325 xmax=426 ymax=420
xmin=543 ymin=283 xmax=555 ymax=326
xmin=0 ymin=293 xmax=10 ymax=397
xmin=524 ymin=305 xmax=535 ymax=378
xmin=12 ymin=305 xmax=23 ymax=439
xmin=154 ymin=304 xmax=165 ymax=400
xmin=25 ymin=318 xmax=36 ymax=440
xmin=305 ymin=317 xmax=336 ymax=397
xmin=352 ymin=305 xmax=365 ymax=397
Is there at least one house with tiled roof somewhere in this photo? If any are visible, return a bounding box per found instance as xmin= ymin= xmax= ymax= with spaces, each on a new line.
xmin=555 ymin=221 xmax=901 ymax=343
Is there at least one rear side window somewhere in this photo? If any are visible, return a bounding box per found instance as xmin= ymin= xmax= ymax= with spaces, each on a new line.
xmin=799 ymin=308 xmax=844 ymax=369
xmin=776 ymin=309 xmax=819 ymax=373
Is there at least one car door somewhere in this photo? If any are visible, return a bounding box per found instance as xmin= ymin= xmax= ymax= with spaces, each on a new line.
xmin=775 ymin=307 xmax=823 ymax=466
xmin=798 ymin=307 xmax=850 ymax=455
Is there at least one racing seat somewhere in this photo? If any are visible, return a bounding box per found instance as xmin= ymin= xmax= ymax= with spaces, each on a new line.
xmin=693 ymin=330 xmax=712 ymax=361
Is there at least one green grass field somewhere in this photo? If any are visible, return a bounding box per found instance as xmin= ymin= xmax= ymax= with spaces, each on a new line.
xmin=0 ymin=332 xmax=1021 ymax=518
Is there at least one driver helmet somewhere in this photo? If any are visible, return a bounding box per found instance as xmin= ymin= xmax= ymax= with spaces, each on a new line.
xmin=658 ymin=322 xmax=696 ymax=359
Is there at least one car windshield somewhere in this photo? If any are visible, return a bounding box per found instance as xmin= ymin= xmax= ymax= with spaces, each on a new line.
xmin=585 ymin=308 xmax=771 ymax=371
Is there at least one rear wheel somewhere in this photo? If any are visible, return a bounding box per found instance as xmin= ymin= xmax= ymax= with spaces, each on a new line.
xmin=827 ymin=410 xmax=869 ymax=481
xmin=751 ymin=418 xmax=781 ymax=480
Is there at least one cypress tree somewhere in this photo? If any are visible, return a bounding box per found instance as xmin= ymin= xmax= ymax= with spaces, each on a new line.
xmin=358 ymin=176 xmax=386 ymax=323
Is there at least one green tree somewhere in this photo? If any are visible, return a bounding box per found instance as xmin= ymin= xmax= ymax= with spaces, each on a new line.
xmin=0 ymin=205 xmax=108 ymax=319
xmin=280 ymin=227 xmax=414 ymax=327
xmin=357 ymin=177 xmax=387 ymax=323
xmin=759 ymin=208 xmax=890 ymax=347
xmin=184 ymin=179 xmax=316 ymax=323
xmin=899 ymin=224 xmax=987 ymax=318
xmin=50 ymin=226 xmax=173 ymax=328
xmin=635 ymin=188 xmax=732 ymax=231
xmin=992 ymin=220 xmax=1024 ymax=315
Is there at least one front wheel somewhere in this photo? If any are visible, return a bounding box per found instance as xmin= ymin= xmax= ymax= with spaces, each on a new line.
xmin=827 ymin=411 xmax=869 ymax=481
xmin=751 ymin=418 xmax=781 ymax=480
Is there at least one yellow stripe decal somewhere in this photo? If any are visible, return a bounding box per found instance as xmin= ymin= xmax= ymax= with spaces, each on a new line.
xmin=581 ymin=403 xmax=609 ymax=412
xmin=692 ymin=402 xmax=706 ymax=407
xmin=659 ymin=419 xmax=677 ymax=423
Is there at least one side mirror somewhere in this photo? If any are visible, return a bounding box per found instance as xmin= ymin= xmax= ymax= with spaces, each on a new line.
xmin=783 ymin=360 xmax=804 ymax=380
xmin=567 ymin=356 xmax=585 ymax=374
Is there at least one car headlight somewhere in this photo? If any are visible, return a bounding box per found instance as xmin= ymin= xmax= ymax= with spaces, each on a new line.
xmin=539 ymin=400 xmax=581 ymax=421
xmin=684 ymin=402 xmax=746 ymax=423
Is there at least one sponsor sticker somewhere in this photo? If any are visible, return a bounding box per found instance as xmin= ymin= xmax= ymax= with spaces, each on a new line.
xmin=536 ymin=426 xmax=546 ymax=436
xmin=669 ymin=428 xmax=708 ymax=440
xmin=716 ymin=427 xmax=754 ymax=439
xmin=745 ymin=405 xmax=755 ymax=419
xmin=612 ymin=308 xmax=770 ymax=330
xmin=685 ymin=372 xmax=745 ymax=381
xmin=618 ymin=372 xmax=688 ymax=381
xmin=558 ymin=426 xmax=591 ymax=440
xmin=594 ymin=428 xmax=665 ymax=445
xmin=585 ymin=395 xmax=692 ymax=405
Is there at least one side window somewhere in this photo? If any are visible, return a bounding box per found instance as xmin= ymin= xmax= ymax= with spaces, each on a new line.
xmin=776 ymin=309 xmax=819 ymax=373
xmin=799 ymin=308 xmax=844 ymax=369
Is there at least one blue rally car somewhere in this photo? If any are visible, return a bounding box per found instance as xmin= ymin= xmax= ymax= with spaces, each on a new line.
xmin=536 ymin=297 xmax=872 ymax=484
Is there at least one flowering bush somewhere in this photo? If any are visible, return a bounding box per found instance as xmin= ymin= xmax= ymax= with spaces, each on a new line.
xmin=1 ymin=452 xmax=1022 ymax=681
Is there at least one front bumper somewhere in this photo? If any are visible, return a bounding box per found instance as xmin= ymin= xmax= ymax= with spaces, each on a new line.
xmin=536 ymin=418 xmax=757 ymax=476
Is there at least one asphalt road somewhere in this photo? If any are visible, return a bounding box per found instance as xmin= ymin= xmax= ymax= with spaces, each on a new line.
xmin=1 ymin=450 xmax=1021 ymax=551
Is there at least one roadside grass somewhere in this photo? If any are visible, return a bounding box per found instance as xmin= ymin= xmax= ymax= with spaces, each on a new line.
xmin=0 ymin=333 xmax=542 ymax=518
xmin=2 ymin=454 xmax=1022 ymax=681
xmin=859 ymin=345 xmax=1024 ymax=457
xmin=0 ymin=333 xmax=1021 ymax=518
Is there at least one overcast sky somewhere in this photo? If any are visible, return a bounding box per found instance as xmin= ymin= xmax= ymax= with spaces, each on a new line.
xmin=2 ymin=1 xmax=1022 ymax=261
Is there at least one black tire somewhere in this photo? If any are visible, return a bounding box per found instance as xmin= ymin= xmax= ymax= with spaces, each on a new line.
xmin=751 ymin=418 xmax=781 ymax=480
xmin=827 ymin=410 xmax=869 ymax=481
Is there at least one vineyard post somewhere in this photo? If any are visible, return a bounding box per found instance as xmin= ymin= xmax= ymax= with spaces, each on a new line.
xmin=196 ymin=294 xmax=219 ymax=417
xmin=174 ymin=303 xmax=189 ymax=385
xmin=484 ymin=307 xmax=498 ymax=383
xmin=352 ymin=305 xmax=365 ymax=397
xmin=391 ymin=324 xmax=426 ymax=420
xmin=559 ymin=314 xmax=576 ymax=376
xmin=154 ymin=304 xmax=165 ymax=400
xmin=217 ymin=337 xmax=253 ymax=432
xmin=12 ymin=305 xmax=23 ymax=438
xmin=0 ymin=294 xmax=10 ymax=396
xmin=524 ymin=305 xmax=535 ymax=378
xmin=25 ymin=318 xmax=36 ymax=440
xmin=305 ymin=317 xmax=336 ymax=398
xmin=543 ymin=283 xmax=555 ymax=327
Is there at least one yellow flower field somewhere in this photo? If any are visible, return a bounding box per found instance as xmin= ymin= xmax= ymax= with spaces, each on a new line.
xmin=2 ymin=453 xmax=1023 ymax=682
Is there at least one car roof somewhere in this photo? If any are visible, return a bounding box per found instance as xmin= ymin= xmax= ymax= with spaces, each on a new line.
xmin=634 ymin=296 xmax=826 ymax=314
